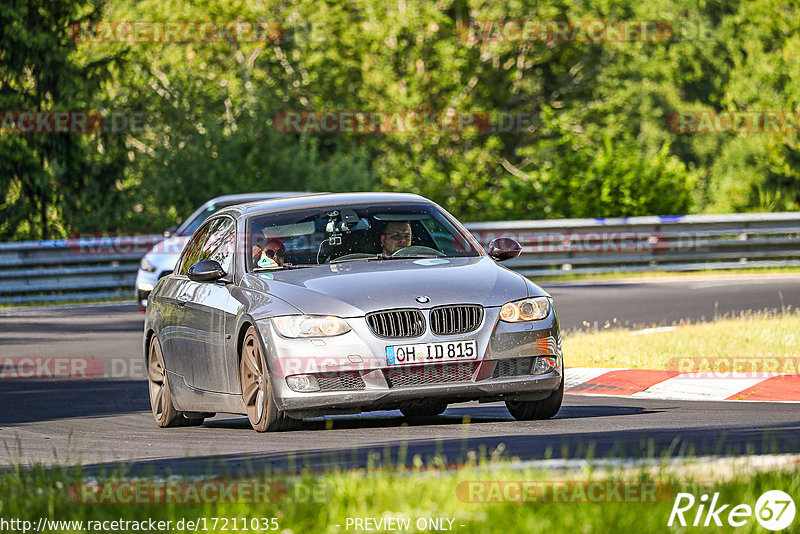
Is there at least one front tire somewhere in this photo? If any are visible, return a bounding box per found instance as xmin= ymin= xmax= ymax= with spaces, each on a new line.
xmin=505 ymin=376 xmax=563 ymax=421
xmin=240 ymin=326 xmax=298 ymax=432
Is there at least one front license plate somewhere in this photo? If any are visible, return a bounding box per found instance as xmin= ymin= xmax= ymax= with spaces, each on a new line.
xmin=385 ymin=340 xmax=478 ymax=366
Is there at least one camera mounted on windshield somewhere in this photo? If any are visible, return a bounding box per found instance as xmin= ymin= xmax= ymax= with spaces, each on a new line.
xmin=324 ymin=208 xmax=370 ymax=245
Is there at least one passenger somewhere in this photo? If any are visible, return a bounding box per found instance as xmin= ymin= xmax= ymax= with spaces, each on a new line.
xmin=253 ymin=237 xmax=286 ymax=267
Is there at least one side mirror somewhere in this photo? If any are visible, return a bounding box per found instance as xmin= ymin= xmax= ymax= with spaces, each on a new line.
xmin=487 ymin=237 xmax=522 ymax=262
xmin=163 ymin=226 xmax=178 ymax=238
xmin=187 ymin=260 xmax=226 ymax=282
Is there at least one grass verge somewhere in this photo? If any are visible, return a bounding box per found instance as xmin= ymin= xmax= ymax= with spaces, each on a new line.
xmin=563 ymin=310 xmax=800 ymax=370
xmin=0 ymin=461 xmax=797 ymax=533
xmin=531 ymin=265 xmax=800 ymax=282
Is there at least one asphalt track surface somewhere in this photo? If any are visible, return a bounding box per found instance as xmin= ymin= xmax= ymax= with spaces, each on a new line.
xmin=1 ymin=274 xmax=799 ymax=475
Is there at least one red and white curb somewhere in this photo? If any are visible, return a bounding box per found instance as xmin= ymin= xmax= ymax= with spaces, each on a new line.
xmin=565 ymin=368 xmax=800 ymax=402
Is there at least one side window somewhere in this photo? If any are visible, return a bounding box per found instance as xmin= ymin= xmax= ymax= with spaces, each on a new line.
xmin=176 ymin=222 xmax=213 ymax=276
xmin=176 ymin=217 xmax=236 ymax=276
xmin=202 ymin=218 xmax=236 ymax=274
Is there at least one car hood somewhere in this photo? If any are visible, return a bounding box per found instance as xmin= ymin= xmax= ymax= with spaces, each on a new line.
xmin=242 ymin=256 xmax=544 ymax=317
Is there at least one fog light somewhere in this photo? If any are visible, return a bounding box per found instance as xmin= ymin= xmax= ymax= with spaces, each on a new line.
xmin=286 ymin=374 xmax=320 ymax=392
xmin=532 ymin=356 xmax=557 ymax=375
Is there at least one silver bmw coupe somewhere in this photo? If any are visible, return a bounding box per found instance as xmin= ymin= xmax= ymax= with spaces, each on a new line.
xmin=144 ymin=193 xmax=563 ymax=431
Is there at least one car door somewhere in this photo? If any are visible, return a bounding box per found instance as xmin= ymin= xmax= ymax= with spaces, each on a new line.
xmin=158 ymin=222 xmax=213 ymax=381
xmin=179 ymin=216 xmax=240 ymax=393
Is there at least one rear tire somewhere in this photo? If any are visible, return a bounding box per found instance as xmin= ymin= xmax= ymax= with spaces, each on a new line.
xmin=505 ymin=376 xmax=563 ymax=421
xmin=400 ymin=400 xmax=448 ymax=418
xmin=147 ymin=335 xmax=184 ymax=427
xmin=240 ymin=326 xmax=297 ymax=432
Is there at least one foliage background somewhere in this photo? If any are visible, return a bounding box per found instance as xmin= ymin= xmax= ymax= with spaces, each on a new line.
xmin=2 ymin=0 xmax=799 ymax=240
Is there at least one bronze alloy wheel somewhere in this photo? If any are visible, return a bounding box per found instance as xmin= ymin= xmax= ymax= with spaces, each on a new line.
xmin=148 ymin=334 xmax=207 ymax=427
xmin=148 ymin=335 xmax=181 ymax=427
xmin=240 ymin=326 xmax=299 ymax=432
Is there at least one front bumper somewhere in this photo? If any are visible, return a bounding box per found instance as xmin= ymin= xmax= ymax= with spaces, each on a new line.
xmin=258 ymin=306 xmax=563 ymax=416
xmin=280 ymin=372 xmax=561 ymax=417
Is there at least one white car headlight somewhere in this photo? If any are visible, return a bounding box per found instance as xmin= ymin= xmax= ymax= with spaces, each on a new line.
xmin=272 ymin=315 xmax=351 ymax=338
xmin=139 ymin=257 xmax=156 ymax=272
xmin=499 ymin=297 xmax=551 ymax=322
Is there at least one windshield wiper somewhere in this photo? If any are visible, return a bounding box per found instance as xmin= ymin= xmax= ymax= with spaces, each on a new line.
xmin=327 ymin=253 xmax=394 ymax=264
xmin=329 ymin=253 xmax=444 ymax=264
xmin=329 ymin=257 xmax=372 ymax=264
xmin=367 ymin=254 xmax=442 ymax=261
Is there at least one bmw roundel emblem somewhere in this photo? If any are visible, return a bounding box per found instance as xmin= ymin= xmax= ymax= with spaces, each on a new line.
xmin=416 ymin=296 xmax=430 ymax=303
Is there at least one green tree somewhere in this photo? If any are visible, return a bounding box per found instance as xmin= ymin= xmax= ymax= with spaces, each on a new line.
xmin=0 ymin=0 xmax=126 ymax=240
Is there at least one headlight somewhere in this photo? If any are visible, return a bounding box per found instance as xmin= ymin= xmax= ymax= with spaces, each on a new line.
xmin=499 ymin=297 xmax=551 ymax=322
xmin=272 ymin=315 xmax=351 ymax=338
xmin=139 ymin=257 xmax=156 ymax=272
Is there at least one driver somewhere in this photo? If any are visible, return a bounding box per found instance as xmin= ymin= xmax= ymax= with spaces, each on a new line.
xmin=380 ymin=221 xmax=412 ymax=255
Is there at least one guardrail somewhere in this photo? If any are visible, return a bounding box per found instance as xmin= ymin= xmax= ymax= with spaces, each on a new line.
xmin=0 ymin=235 xmax=161 ymax=305
xmin=468 ymin=212 xmax=800 ymax=277
xmin=1 ymin=212 xmax=798 ymax=305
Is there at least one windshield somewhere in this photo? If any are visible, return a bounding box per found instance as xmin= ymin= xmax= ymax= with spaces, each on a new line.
xmin=246 ymin=202 xmax=482 ymax=271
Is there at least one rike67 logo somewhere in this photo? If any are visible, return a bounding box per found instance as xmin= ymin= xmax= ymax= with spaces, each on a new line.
xmin=669 ymin=490 xmax=795 ymax=531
